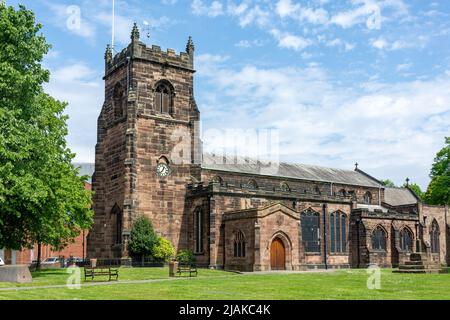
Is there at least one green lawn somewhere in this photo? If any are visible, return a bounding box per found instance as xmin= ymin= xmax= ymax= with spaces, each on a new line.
xmin=1 ymin=268 xmax=450 ymax=300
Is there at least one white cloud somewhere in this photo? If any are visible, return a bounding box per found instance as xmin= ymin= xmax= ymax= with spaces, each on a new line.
xmin=191 ymin=0 xmax=224 ymax=17
xmin=45 ymin=63 xmax=103 ymax=163
xmin=271 ymin=29 xmax=312 ymax=51
xmin=195 ymin=55 xmax=450 ymax=189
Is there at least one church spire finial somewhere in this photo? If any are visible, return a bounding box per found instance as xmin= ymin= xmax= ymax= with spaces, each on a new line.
xmin=105 ymin=44 xmax=112 ymax=60
xmin=131 ymin=22 xmax=140 ymax=42
xmin=186 ymin=36 xmax=195 ymax=56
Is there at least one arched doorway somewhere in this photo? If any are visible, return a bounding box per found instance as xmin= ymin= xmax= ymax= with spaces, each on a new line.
xmin=270 ymin=238 xmax=286 ymax=270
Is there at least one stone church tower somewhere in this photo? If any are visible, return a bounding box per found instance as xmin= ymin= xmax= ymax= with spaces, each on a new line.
xmin=87 ymin=24 xmax=201 ymax=259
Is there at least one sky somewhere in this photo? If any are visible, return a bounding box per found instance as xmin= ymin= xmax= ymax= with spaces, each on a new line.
xmin=6 ymin=0 xmax=450 ymax=190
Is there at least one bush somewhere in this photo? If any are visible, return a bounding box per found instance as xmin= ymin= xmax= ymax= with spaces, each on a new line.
xmin=128 ymin=216 xmax=158 ymax=260
xmin=152 ymin=237 xmax=175 ymax=262
xmin=176 ymin=250 xmax=195 ymax=264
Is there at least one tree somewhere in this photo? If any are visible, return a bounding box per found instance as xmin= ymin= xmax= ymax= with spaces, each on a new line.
xmin=405 ymin=183 xmax=424 ymax=200
xmin=424 ymin=137 xmax=450 ymax=205
xmin=382 ymin=179 xmax=396 ymax=188
xmin=152 ymin=237 xmax=175 ymax=262
xmin=128 ymin=216 xmax=158 ymax=262
xmin=0 ymin=3 xmax=93 ymax=269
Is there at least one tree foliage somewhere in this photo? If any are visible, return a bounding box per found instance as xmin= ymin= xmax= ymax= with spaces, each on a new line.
xmin=0 ymin=3 xmax=93 ymax=255
xmin=424 ymin=137 xmax=450 ymax=205
xmin=382 ymin=179 xmax=396 ymax=188
xmin=128 ymin=216 xmax=158 ymax=259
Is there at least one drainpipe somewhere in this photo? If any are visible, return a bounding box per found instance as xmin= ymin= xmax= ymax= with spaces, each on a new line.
xmin=356 ymin=219 xmax=361 ymax=268
xmin=322 ymin=203 xmax=328 ymax=270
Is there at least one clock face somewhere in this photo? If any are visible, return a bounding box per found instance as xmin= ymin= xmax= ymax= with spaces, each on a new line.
xmin=156 ymin=163 xmax=170 ymax=178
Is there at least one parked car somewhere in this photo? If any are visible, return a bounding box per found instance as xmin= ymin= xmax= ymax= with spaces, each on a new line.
xmin=65 ymin=257 xmax=84 ymax=267
xmin=41 ymin=257 xmax=60 ymax=265
xmin=0 ymin=257 xmax=4 ymax=266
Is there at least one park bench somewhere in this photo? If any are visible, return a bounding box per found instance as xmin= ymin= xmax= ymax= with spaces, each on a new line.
xmin=84 ymin=267 xmax=119 ymax=282
xmin=177 ymin=263 xmax=198 ymax=277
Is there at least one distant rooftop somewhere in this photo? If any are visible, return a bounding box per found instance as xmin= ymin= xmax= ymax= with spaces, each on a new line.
xmin=383 ymin=187 xmax=418 ymax=206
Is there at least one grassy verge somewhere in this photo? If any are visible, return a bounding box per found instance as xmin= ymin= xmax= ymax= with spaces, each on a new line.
xmin=1 ymin=269 xmax=450 ymax=300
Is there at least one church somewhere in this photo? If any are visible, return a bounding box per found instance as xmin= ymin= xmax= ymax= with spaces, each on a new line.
xmin=87 ymin=24 xmax=449 ymax=271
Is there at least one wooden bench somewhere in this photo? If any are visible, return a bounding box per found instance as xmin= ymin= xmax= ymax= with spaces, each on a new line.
xmin=84 ymin=267 xmax=119 ymax=281
xmin=177 ymin=264 xmax=198 ymax=277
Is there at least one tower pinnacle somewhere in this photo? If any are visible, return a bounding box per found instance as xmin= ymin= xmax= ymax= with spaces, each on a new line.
xmin=131 ymin=22 xmax=140 ymax=41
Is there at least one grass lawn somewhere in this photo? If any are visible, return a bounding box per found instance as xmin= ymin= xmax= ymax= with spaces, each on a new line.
xmin=1 ymin=268 xmax=450 ymax=300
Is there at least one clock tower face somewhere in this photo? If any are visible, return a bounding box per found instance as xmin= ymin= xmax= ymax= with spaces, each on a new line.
xmin=156 ymin=163 xmax=171 ymax=178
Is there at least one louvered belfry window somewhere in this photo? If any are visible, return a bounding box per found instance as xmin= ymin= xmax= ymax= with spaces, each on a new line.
xmin=155 ymin=81 xmax=172 ymax=114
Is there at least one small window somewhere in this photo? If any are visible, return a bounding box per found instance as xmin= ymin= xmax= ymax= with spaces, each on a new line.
xmin=338 ymin=189 xmax=346 ymax=197
xmin=113 ymin=83 xmax=125 ymax=118
xmin=246 ymin=179 xmax=258 ymax=190
xmin=330 ymin=212 xmax=347 ymax=253
xmin=430 ymin=220 xmax=440 ymax=254
xmin=314 ymin=186 xmax=321 ymax=195
xmin=400 ymin=228 xmax=413 ymax=252
xmin=194 ymin=208 xmax=203 ymax=253
xmin=372 ymin=226 xmax=386 ymax=251
xmin=280 ymin=182 xmax=290 ymax=192
xmin=364 ymin=192 xmax=372 ymax=205
xmin=233 ymin=230 xmax=246 ymax=258
xmin=301 ymin=210 xmax=320 ymax=253
xmin=212 ymin=176 xmax=223 ymax=185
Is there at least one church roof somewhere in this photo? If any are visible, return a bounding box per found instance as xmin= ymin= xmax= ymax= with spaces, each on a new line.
xmin=383 ymin=187 xmax=418 ymax=206
xmin=201 ymin=153 xmax=383 ymax=188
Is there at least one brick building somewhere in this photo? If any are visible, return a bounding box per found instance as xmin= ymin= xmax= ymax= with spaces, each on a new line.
xmin=87 ymin=25 xmax=449 ymax=271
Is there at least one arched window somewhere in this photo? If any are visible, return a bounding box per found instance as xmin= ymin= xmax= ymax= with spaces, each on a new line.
xmin=301 ymin=210 xmax=320 ymax=253
xmin=233 ymin=230 xmax=246 ymax=258
xmin=246 ymin=179 xmax=258 ymax=190
xmin=194 ymin=208 xmax=203 ymax=253
xmin=113 ymin=83 xmax=125 ymax=118
xmin=154 ymin=81 xmax=173 ymax=114
xmin=330 ymin=212 xmax=347 ymax=253
xmin=364 ymin=192 xmax=372 ymax=204
xmin=212 ymin=176 xmax=223 ymax=185
xmin=400 ymin=228 xmax=413 ymax=252
xmin=430 ymin=220 xmax=440 ymax=254
xmin=280 ymin=182 xmax=290 ymax=192
xmin=348 ymin=191 xmax=356 ymax=200
xmin=338 ymin=189 xmax=346 ymax=197
xmin=372 ymin=226 xmax=386 ymax=251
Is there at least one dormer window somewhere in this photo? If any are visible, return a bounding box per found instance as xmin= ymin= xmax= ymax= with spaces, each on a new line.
xmin=154 ymin=80 xmax=173 ymax=114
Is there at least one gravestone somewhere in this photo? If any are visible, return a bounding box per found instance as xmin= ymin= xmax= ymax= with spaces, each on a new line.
xmin=0 ymin=265 xmax=33 ymax=283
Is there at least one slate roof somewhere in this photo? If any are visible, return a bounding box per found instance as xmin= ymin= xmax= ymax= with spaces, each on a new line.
xmin=201 ymin=153 xmax=383 ymax=188
xmin=383 ymin=187 xmax=418 ymax=206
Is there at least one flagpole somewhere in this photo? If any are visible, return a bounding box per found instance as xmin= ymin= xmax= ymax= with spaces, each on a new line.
xmin=112 ymin=0 xmax=115 ymax=53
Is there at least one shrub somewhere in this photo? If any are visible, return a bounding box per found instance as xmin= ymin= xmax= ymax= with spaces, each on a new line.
xmin=128 ymin=216 xmax=158 ymax=260
xmin=152 ymin=237 xmax=175 ymax=262
xmin=176 ymin=250 xmax=195 ymax=264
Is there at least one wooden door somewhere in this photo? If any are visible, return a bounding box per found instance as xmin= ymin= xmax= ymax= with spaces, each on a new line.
xmin=4 ymin=249 xmax=12 ymax=265
xmin=270 ymin=238 xmax=286 ymax=270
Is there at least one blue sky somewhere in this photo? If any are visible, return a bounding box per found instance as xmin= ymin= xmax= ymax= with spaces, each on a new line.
xmin=6 ymin=0 xmax=450 ymax=189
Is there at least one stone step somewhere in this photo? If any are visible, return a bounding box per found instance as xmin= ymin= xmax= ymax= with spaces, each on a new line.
xmin=394 ymin=269 xmax=442 ymax=274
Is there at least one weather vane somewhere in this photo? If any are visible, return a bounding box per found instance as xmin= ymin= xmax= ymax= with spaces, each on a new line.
xmin=143 ymin=20 xmax=151 ymax=40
